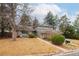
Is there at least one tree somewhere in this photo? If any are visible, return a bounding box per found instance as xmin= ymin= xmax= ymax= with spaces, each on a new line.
xmin=73 ymin=14 xmax=79 ymax=39
xmin=0 ymin=3 xmax=17 ymax=40
xmin=32 ymin=17 xmax=39 ymax=29
xmin=11 ymin=3 xmax=33 ymax=40
xmin=0 ymin=4 xmax=7 ymax=37
xmin=73 ymin=14 xmax=79 ymax=30
xmin=19 ymin=4 xmax=33 ymax=27
xmin=20 ymin=13 xmax=31 ymax=27
xmin=6 ymin=4 xmax=17 ymax=40
xmin=0 ymin=4 xmax=12 ymax=37
xmin=0 ymin=3 xmax=33 ymax=40
xmin=44 ymin=11 xmax=58 ymax=29
xmin=59 ymin=15 xmax=70 ymax=33
xmin=63 ymin=25 xmax=75 ymax=39
xmin=32 ymin=17 xmax=39 ymax=36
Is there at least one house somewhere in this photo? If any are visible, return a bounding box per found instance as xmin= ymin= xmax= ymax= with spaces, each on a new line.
xmin=16 ymin=25 xmax=33 ymax=37
xmin=36 ymin=26 xmax=53 ymax=39
xmin=16 ymin=25 xmax=61 ymax=38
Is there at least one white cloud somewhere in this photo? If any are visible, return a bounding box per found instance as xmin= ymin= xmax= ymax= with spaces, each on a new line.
xmin=30 ymin=4 xmax=78 ymax=25
xmin=75 ymin=11 xmax=79 ymax=16
xmin=32 ymin=4 xmax=61 ymax=15
xmin=59 ymin=11 xmax=70 ymax=18
xmin=31 ymin=4 xmax=62 ymax=23
xmin=71 ymin=16 xmax=76 ymax=23
xmin=70 ymin=11 xmax=79 ymax=24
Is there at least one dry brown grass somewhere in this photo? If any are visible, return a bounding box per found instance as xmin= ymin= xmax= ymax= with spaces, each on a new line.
xmin=71 ymin=40 xmax=79 ymax=45
xmin=60 ymin=39 xmax=79 ymax=50
xmin=0 ymin=38 xmax=60 ymax=56
xmin=60 ymin=43 xmax=78 ymax=50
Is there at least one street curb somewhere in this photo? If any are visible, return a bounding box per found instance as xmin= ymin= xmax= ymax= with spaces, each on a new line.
xmin=54 ymin=49 xmax=79 ymax=56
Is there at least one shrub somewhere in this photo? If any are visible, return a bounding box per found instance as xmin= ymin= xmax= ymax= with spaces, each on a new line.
xmin=63 ymin=25 xmax=75 ymax=39
xmin=74 ymin=32 xmax=79 ymax=39
xmin=28 ymin=33 xmax=36 ymax=38
xmin=50 ymin=34 xmax=65 ymax=45
xmin=32 ymin=31 xmax=37 ymax=36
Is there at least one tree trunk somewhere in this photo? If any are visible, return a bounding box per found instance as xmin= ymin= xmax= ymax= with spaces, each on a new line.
xmin=1 ymin=27 xmax=5 ymax=37
xmin=12 ymin=28 xmax=17 ymax=41
xmin=1 ymin=17 xmax=5 ymax=38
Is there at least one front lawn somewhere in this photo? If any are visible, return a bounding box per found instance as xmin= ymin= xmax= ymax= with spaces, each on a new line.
xmin=0 ymin=38 xmax=61 ymax=55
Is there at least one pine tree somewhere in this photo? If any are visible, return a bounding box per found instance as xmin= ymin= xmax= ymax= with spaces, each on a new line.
xmin=44 ymin=11 xmax=58 ymax=29
xmin=59 ymin=15 xmax=70 ymax=33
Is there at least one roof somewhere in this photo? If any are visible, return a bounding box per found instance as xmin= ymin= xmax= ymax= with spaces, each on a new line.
xmin=16 ymin=25 xmax=33 ymax=31
xmin=16 ymin=25 xmax=61 ymax=34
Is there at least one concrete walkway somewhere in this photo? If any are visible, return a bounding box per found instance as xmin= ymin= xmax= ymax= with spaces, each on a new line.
xmin=37 ymin=38 xmax=68 ymax=52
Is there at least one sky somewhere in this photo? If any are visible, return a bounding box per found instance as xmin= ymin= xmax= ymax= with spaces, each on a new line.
xmin=57 ymin=3 xmax=79 ymax=16
xmin=30 ymin=3 xmax=79 ymax=24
